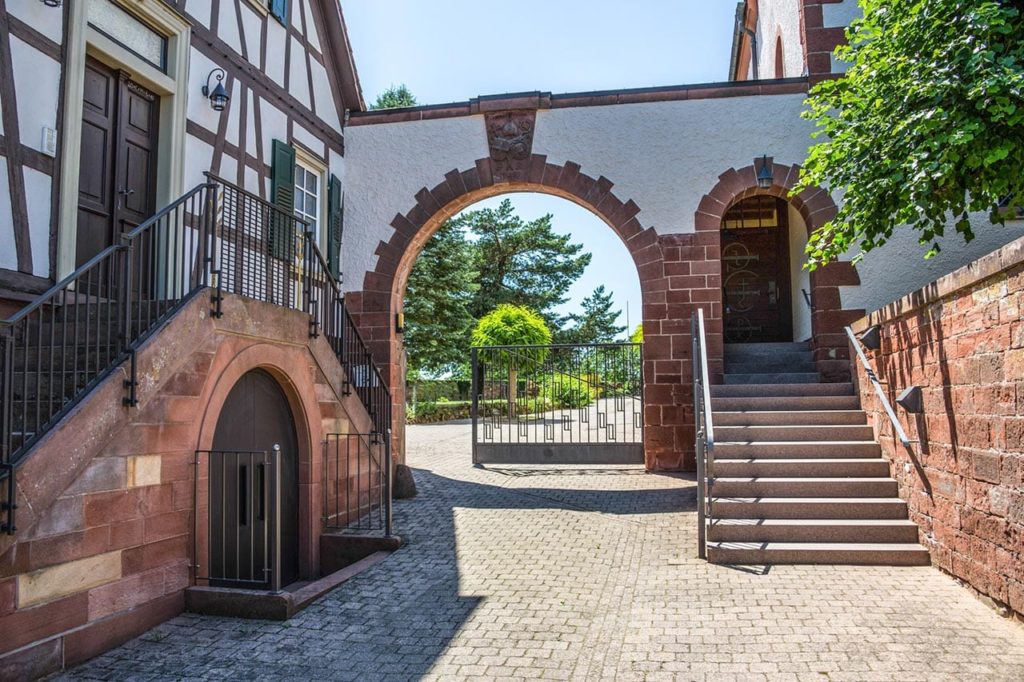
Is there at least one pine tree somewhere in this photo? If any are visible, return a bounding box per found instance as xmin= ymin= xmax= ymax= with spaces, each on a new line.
xmin=403 ymin=221 xmax=478 ymax=376
xmin=370 ymin=84 xmax=417 ymax=110
xmin=560 ymin=285 xmax=625 ymax=344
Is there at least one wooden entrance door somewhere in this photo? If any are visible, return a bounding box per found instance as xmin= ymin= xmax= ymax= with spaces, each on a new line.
xmin=210 ymin=369 xmax=301 ymax=589
xmin=720 ymin=197 xmax=793 ymax=343
xmin=76 ymin=57 xmax=160 ymax=268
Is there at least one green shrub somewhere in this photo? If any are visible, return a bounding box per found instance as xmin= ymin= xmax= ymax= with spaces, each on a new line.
xmin=545 ymin=373 xmax=596 ymax=409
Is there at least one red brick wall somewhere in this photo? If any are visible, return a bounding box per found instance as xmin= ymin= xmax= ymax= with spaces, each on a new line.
xmin=0 ymin=293 xmax=375 ymax=677
xmin=852 ymin=237 xmax=1024 ymax=619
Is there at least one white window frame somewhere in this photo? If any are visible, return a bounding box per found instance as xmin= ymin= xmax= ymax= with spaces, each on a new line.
xmin=293 ymin=145 xmax=327 ymax=249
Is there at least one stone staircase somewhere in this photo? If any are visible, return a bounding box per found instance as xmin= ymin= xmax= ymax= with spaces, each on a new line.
xmin=705 ymin=341 xmax=929 ymax=565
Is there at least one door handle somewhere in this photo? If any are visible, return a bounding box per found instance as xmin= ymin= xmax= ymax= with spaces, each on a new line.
xmin=118 ymin=188 xmax=135 ymax=196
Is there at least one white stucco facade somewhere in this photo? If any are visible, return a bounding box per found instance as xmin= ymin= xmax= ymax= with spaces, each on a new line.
xmin=343 ymin=92 xmax=817 ymax=294
xmin=754 ymin=0 xmax=806 ymax=78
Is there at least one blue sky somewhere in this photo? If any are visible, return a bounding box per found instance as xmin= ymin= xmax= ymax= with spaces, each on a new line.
xmin=341 ymin=1 xmax=739 ymax=334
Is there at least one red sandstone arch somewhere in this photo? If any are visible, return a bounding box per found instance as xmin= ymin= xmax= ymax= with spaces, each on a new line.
xmin=694 ymin=159 xmax=864 ymax=378
xmin=346 ymin=154 xmax=696 ymax=470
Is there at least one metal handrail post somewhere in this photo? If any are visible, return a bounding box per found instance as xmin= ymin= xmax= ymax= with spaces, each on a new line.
xmin=384 ymin=428 xmax=393 ymax=537
xmin=470 ymin=347 xmax=479 ymax=466
xmin=270 ymin=444 xmax=282 ymax=592
xmin=693 ymin=313 xmax=706 ymax=559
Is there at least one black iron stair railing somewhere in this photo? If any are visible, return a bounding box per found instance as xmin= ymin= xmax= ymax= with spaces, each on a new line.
xmin=0 ymin=176 xmax=392 ymax=536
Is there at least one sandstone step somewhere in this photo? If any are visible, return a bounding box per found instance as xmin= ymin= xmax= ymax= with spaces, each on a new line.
xmin=713 ymin=458 xmax=891 ymax=478
xmin=724 ymin=342 xmax=810 ymax=356
xmin=714 ymin=424 xmax=875 ymax=442
xmin=725 ymin=360 xmax=817 ymax=374
xmin=707 ymin=518 xmax=921 ymax=543
xmin=723 ymin=372 xmax=821 ymax=385
xmin=712 ymin=497 xmax=909 ymax=520
xmin=713 ymin=410 xmax=867 ymax=426
xmin=711 ymin=396 xmax=862 ymax=412
xmin=711 ymin=383 xmax=855 ymax=398
xmin=712 ymin=477 xmax=898 ymax=498
xmin=714 ymin=441 xmax=881 ymax=458
xmin=706 ymin=541 xmax=931 ymax=566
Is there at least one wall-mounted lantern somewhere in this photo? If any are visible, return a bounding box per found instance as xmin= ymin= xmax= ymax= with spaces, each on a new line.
xmin=395 ymin=312 xmax=405 ymax=334
xmin=858 ymin=325 xmax=882 ymax=351
xmin=756 ymin=154 xmax=774 ymax=189
xmin=896 ymin=385 xmax=924 ymax=414
xmin=202 ymin=68 xmax=230 ymax=112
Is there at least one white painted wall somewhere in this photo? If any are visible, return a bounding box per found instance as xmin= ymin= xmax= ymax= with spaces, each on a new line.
xmin=23 ymin=167 xmax=52 ymax=276
xmin=840 ymin=215 xmax=1024 ymax=314
xmin=536 ymin=95 xmax=815 ymax=234
xmin=343 ymin=116 xmax=489 ymax=288
xmin=9 ymin=36 xmax=61 ymax=155
xmin=755 ymin=0 xmax=805 ymax=78
xmin=6 ymin=0 xmax=63 ymax=44
xmin=0 ymin=159 xmax=15 ymax=271
xmin=788 ymin=204 xmax=812 ymax=341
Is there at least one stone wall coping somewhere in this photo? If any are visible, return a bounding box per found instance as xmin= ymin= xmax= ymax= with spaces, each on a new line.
xmin=853 ymin=235 xmax=1024 ymax=331
xmin=347 ymin=78 xmax=809 ymax=126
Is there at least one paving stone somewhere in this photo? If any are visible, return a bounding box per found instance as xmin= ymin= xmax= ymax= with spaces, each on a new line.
xmin=59 ymin=423 xmax=1024 ymax=680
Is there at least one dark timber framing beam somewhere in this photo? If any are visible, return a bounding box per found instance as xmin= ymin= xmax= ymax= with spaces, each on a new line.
xmin=0 ymin=0 xmax=33 ymax=274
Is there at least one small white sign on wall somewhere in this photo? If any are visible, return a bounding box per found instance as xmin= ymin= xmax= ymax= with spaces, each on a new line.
xmin=41 ymin=127 xmax=58 ymax=157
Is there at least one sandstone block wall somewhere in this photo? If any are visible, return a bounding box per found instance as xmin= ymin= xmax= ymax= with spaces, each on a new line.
xmin=0 ymin=293 xmax=374 ymax=678
xmin=852 ymin=237 xmax=1024 ymax=619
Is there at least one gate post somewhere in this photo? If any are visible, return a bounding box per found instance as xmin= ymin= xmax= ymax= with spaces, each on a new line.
xmin=470 ymin=347 xmax=479 ymax=466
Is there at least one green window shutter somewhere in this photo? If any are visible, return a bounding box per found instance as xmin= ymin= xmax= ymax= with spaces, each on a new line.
xmin=327 ymin=175 xmax=343 ymax=280
xmin=269 ymin=139 xmax=296 ymax=260
xmin=269 ymin=0 xmax=289 ymax=25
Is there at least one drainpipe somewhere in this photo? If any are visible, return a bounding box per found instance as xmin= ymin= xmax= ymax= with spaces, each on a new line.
xmin=738 ymin=12 xmax=759 ymax=80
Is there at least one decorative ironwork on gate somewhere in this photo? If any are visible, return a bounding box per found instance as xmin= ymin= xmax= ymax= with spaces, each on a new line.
xmin=471 ymin=342 xmax=643 ymax=465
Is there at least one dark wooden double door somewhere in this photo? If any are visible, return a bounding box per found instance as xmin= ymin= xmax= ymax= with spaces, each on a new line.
xmin=210 ymin=370 xmax=301 ymax=589
xmin=76 ymin=57 xmax=160 ymax=269
xmin=721 ymin=198 xmax=794 ymax=343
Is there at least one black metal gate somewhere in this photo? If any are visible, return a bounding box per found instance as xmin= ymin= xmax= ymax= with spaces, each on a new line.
xmin=471 ymin=343 xmax=643 ymax=465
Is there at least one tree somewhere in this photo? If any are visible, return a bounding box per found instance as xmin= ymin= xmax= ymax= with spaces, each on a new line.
xmin=370 ymin=84 xmax=417 ymax=110
xmin=559 ymin=285 xmax=625 ymax=344
xmin=630 ymin=324 xmax=643 ymax=344
xmin=796 ymin=0 xmax=1024 ymax=268
xmin=471 ymin=304 xmax=551 ymax=416
xmin=403 ymin=220 xmax=479 ymax=377
xmin=463 ymin=199 xmax=591 ymax=327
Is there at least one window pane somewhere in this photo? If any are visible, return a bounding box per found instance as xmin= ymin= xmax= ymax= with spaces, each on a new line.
xmin=294 ymin=191 xmax=304 ymax=213
xmin=307 ymin=196 xmax=317 ymax=215
xmin=306 ymin=172 xmax=318 ymax=193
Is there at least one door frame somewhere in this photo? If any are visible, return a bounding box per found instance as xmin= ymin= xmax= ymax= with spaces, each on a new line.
xmin=56 ymin=0 xmax=190 ymax=280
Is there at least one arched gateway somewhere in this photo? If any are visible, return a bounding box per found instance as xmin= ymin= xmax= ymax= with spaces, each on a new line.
xmin=340 ymin=87 xmax=866 ymax=471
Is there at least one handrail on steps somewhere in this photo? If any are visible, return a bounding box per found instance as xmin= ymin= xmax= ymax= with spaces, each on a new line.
xmin=691 ymin=308 xmax=714 ymax=559
xmin=845 ymin=326 xmax=912 ymax=449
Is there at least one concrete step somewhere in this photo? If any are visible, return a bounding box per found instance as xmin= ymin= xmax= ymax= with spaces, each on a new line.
xmin=713 ymin=458 xmax=891 ymax=478
xmin=711 ymin=396 xmax=862 ymax=412
xmin=713 ymin=410 xmax=867 ymax=426
xmin=706 ymin=541 xmax=931 ymax=566
xmin=714 ymin=441 xmax=881 ymax=459
xmin=715 ymin=424 xmax=875 ymax=442
xmin=723 ymin=372 xmax=821 ymax=385
xmin=712 ymin=497 xmax=909 ymax=520
xmin=707 ymin=518 xmax=921 ymax=543
xmin=711 ymin=383 xmax=855 ymax=398
xmin=713 ymin=477 xmax=898 ymax=498
xmin=725 ymin=360 xmax=817 ymax=374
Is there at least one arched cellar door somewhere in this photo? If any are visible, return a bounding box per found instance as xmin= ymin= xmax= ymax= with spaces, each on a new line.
xmin=210 ymin=369 xmax=300 ymax=588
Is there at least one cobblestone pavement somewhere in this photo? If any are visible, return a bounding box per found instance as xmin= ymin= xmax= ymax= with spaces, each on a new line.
xmin=63 ymin=422 xmax=1024 ymax=681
